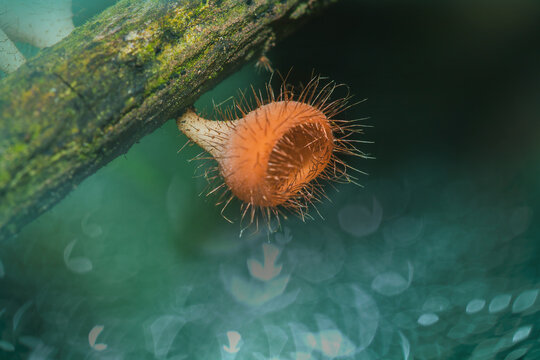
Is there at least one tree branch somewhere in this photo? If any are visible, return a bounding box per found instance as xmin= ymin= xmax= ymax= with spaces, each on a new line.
xmin=0 ymin=0 xmax=335 ymax=240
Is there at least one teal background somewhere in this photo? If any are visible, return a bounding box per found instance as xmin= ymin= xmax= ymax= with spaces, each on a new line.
xmin=1 ymin=1 xmax=540 ymax=359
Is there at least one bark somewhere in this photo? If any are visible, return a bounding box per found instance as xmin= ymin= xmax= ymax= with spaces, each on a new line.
xmin=0 ymin=0 xmax=335 ymax=240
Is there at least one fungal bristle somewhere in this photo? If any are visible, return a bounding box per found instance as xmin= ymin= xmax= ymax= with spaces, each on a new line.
xmin=177 ymin=75 xmax=370 ymax=228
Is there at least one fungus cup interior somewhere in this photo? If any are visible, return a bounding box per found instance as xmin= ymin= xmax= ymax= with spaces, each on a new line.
xmin=267 ymin=122 xmax=333 ymax=197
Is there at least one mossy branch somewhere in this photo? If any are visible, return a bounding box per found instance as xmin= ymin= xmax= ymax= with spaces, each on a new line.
xmin=0 ymin=0 xmax=335 ymax=240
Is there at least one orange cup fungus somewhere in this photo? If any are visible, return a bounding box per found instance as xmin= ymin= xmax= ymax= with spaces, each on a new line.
xmin=177 ymin=76 xmax=369 ymax=226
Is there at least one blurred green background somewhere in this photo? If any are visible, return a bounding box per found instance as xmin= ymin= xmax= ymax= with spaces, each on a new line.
xmin=1 ymin=1 xmax=540 ymax=359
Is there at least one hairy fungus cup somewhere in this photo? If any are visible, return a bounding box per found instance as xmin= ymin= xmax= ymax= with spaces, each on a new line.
xmin=177 ymin=76 xmax=369 ymax=227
